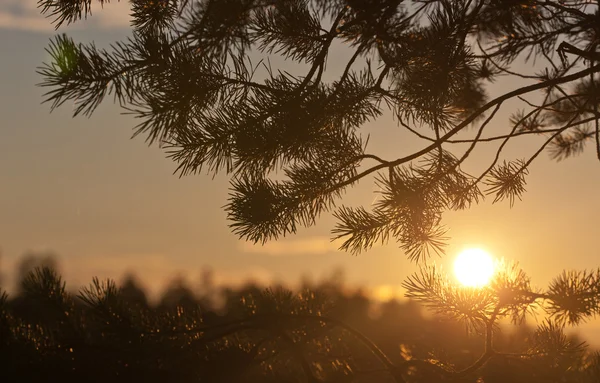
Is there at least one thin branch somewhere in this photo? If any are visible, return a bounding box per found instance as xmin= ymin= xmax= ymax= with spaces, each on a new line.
xmin=535 ymin=1 xmax=592 ymax=23
xmin=297 ymin=8 xmax=347 ymax=95
xmin=356 ymin=153 xmax=390 ymax=165
xmin=374 ymin=65 xmax=390 ymax=89
xmin=486 ymin=305 xmax=501 ymax=352
xmin=520 ymin=102 xmax=589 ymax=171
xmin=447 ymin=116 xmax=598 ymax=144
xmin=398 ymin=119 xmax=436 ymax=142
xmin=592 ymin=59 xmax=600 ymax=160
xmin=282 ymin=314 xmax=397 ymax=372
xmin=338 ymin=41 xmax=369 ymax=89
xmin=475 ymin=35 xmax=542 ymax=81
xmin=139 ymin=313 xmax=402 ymax=381
xmin=558 ymin=42 xmax=600 ymax=63
xmin=454 ymin=103 xmax=503 ymax=169
xmin=472 ymin=91 xmax=560 ymax=187
xmin=323 ymin=64 xmax=600 ymax=195
xmin=475 ymin=23 xmax=581 ymax=59
xmin=399 ymin=349 xmax=495 ymax=379
xmin=277 ymin=331 xmax=319 ymax=383
xmin=400 ymin=302 xmax=500 ymax=379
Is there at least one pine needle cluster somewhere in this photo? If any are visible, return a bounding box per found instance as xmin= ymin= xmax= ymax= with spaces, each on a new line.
xmin=3 ymin=266 xmax=600 ymax=382
xmin=36 ymin=0 xmax=600 ymax=259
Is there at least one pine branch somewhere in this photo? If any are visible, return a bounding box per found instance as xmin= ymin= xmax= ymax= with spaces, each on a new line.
xmin=322 ymin=63 xmax=600 ymax=199
xmin=36 ymin=0 xmax=600 ymax=259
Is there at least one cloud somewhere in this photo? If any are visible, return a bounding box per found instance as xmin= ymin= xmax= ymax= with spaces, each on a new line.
xmin=239 ymin=236 xmax=341 ymax=256
xmin=0 ymin=0 xmax=131 ymax=32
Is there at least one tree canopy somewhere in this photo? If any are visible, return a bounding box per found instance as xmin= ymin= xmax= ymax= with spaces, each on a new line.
xmin=2 ymin=264 xmax=600 ymax=383
xmin=31 ymin=1 xmax=600 ymax=381
xmin=37 ymin=0 xmax=600 ymax=260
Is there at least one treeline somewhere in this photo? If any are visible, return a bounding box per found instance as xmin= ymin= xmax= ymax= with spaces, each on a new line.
xmin=0 ymin=253 xmax=599 ymax=382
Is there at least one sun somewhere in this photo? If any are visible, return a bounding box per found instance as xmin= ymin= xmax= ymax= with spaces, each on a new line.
xmin=454 ymin=248 xmax=496 ymax=287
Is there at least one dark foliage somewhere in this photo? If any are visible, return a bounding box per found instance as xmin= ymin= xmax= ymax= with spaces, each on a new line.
xmin=2 ymin=265 xmax=600 ymax=383
xmin=30 ymin=2 xmax=600 ymax=381
xmin=36 ymin=0 xmax=600 ymax=260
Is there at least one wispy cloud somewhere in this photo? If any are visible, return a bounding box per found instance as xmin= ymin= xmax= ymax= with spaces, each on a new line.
xmin=239 ymin=236 xmax=341 ymax=256
xmin=0 ymin=1 xmax=131 ymax=32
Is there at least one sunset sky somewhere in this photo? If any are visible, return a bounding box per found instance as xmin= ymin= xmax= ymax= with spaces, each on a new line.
xmin=1 ymin=1 xmax=599 ymax=342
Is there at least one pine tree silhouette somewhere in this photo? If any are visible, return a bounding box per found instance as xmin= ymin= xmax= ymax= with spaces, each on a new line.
xmin=27 ymin=1 xmax=600 ymax=381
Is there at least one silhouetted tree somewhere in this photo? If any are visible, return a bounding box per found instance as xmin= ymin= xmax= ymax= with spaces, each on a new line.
xmin=8 ymin=251 xmax=61 ymax=323
xmin=33 ymin=1 xmax=600 ymax=382
xmin=120 ymin=273 xmax=149 ymax=308
xmin=1 ymin=267 xmax=600 ymax=383
xmin=16 ymin=251 xmax=59 ymax=290
xmin=37 ymin=0 xmax=600 ymax=259
xmin=158 ymin=275 xmax=199 ymax=310
xmin=196 ymin=266 xmax=218 ymax=308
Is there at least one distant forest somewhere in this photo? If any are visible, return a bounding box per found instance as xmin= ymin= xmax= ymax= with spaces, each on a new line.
xmin=1 ymin=252 xmax=598 ymax=382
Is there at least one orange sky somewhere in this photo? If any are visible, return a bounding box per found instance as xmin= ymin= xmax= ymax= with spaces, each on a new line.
xmin=0 ymin=1 xmax=599 ymax=344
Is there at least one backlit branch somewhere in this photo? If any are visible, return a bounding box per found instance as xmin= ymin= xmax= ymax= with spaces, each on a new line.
xmin=37 ymin=0 xmax=600 ymax=260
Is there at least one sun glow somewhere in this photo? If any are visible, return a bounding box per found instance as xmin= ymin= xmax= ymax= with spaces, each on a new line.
xmin=453 ymin=248 xmax=496 ymax=287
